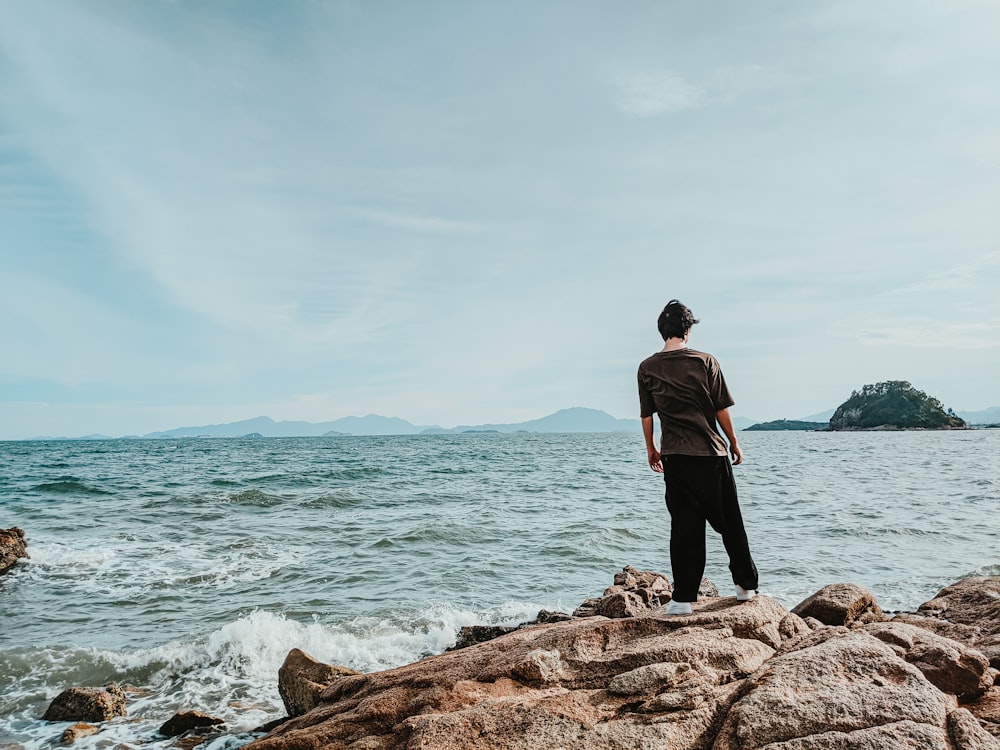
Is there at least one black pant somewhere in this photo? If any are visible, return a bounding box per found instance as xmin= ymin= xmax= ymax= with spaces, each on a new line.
xmin=663 ymin=454 xmax=758 ymax=602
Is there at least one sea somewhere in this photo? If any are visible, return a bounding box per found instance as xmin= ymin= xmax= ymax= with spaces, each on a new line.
xmin=1 ymin=430 xmax=998 ymax=749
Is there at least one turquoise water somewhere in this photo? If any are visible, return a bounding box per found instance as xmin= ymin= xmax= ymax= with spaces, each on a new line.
xmin=1 ymin=431 xmax=997 ymax=748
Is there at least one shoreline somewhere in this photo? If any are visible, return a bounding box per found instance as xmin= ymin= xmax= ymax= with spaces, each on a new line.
xmin=28 ymin=566 xmax=1000 ymax=750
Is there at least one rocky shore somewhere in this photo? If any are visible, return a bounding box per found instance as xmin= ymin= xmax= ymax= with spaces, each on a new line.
xmin=31 ymin=561 xmax=1000 ymax=749
xmin=252 ymin=567 xmax=1000 ymax=750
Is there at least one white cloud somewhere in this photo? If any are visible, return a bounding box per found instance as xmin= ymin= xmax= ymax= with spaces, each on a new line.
xmin=349 ymin=207 xmax=488 ymax=233
xmin=833 ymin=255 xmax=1000 ymax=350
xmin=615 ymin=71 xmax=704 ymax=117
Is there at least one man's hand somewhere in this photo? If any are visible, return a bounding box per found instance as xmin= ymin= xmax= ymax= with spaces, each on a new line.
xmin=730 ymin=441 xmax=743 ymax=466
xmin=647 ymin=446 xmax=663 ymax=473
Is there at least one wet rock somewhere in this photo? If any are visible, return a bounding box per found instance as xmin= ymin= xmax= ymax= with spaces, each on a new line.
xmin=450 ymin=625 xmax=519 ymax=650
xmin=533 ymin=609 xmax=572 ymax=625
xmin=59 ymin=723 xmax=99 ymax=744
xmin=449 ymin=610 xmax=573 ymax=651
xmin=917 ymin=577 xmax=1000 ymax=669
xmin=277 ymin=648 xmax=361 ymax=718
xmin=158 ymin=711 xmax=225 ymax=737
xmin=0 ymin=527 xmax=29 ymax=575
xmin=791 ymin=582 xmax=888 ymax=626
xmin=42 ymin=684 xmax=126 ymax=723
xmin=865 ymin=621 xmax=992 ymax=699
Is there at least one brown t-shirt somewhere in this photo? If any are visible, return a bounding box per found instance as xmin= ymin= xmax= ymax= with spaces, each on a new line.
xmin=637 ymin=348 xmax=735 ymax=456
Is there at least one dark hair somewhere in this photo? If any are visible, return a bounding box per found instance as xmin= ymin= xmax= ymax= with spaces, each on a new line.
xmin=657 ymin=299 xmax=699 ymax=340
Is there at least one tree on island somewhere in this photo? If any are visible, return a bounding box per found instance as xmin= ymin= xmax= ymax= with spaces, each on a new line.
xmin=829 ymin=380 xmax=967 ymax=430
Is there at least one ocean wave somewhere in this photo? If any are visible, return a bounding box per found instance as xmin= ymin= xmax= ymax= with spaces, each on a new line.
xmin=0 ymin=601 xmax=555 ymax=750
xmin=30 ymin=477 xmax=111 ymax=495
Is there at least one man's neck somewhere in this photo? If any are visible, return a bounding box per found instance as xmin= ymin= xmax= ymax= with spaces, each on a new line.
xmin=662 ymin=337 xmax=688 ymax=352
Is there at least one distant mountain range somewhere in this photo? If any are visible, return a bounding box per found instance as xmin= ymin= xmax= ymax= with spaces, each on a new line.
xmin=956 ymin=406 xmax=1000 ymax=425
xmin=29 ymin=404 xmax=997 ymax=441
xmin=140 ymin=407 xmax=641 ymax=438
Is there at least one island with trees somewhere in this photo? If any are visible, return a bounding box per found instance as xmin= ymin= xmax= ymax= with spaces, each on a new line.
xmin=828 ymin=380 xmax=967 ymax=431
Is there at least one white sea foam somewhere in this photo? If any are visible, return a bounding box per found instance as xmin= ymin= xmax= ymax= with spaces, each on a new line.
xmin=0 ymin=601 xmax=554 ymax=750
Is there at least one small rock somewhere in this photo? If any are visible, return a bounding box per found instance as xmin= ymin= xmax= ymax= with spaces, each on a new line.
xmin=573 ymin=565 xmax=676 ymax=618
xmin=777 ymin=612 xmax=811 ymax=641
xmin=533 ymin=609 xmax=571 ymax=624
xmin=158 ymin=711 xmax=225 ymax=737
xmin=0 ymin=527 xmax=29 ymax=575
xmin=949 ymin=707 xmax=1000 ymax=749
xmin=173 ymin=736 xmax=207 ymax=750
xmin=277 ymin=649 xmax=361 ymax=718
xmin=450 ymin=625 xmax=519 ymax=650
xmin=59 ymin=723 xmax=99 ymax=744
xmin=791 ymin=582 xmax=888 ymax=626
xmin=42 ymin=684 xmax=126 ymax=723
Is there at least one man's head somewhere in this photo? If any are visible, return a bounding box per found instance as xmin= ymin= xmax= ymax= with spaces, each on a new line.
xmin=657 ymin=299 xmax=699 ymax=340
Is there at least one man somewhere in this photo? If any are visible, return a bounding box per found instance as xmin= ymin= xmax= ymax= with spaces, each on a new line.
xmin=637 ymin=299 xmax=758 ymax=615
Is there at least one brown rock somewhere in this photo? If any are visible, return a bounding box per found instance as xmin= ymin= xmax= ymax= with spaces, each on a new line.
xmin=917 ymin=577 xmax=1000 ymax=669
xmin=59 ymin=723 xmax=98 ymax=744
xmin=791 ymin=582 xmax=888 ymax=626
xmin=450 ymin=625 xmax=519 ymax=650
xmin=42 ymin=684 xmax=126 ymax=723
xmin=249 ymin=596 xmax=784 ymax=750
xmin=277 ymin=648 xmax=361 ymax=718
xmin=572 ymin=565 xmax=674 ymax=618
xmin=967 ymin=687 xmax=1000 ymax=739
xmin=865 ymin=621 xmax=992 ymax=699
xmin=950 ymin=707 xmax=1000 ymax=750
xmin=713 ymin=629 xmax=952 ymax=749
xmin=777 ymin=613 xmax=811 ymax=642
xmin=0 ymin=527 xmax=29 ymax=575
xmin=158 ymin=711 xmax=225 ymax=737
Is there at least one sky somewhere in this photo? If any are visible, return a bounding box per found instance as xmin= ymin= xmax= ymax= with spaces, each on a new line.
xmin=1 ymin=1 xmax=998 ymax=439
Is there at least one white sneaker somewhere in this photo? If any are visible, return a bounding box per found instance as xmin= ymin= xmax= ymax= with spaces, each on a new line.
xmin=665 ymin=599 xmax=693 ymax=615
xmin=735 ymin=585 xmax=756 ymax=602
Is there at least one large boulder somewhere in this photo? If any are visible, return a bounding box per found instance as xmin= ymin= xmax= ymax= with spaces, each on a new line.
xmin=42 ymin=684 xmax=127 ymax=723
xmin=916 ymin=577 xmax=1000 ymax=669
xmin=250 ymin=597 xmax=786 ymax=750
xmin=0 ymin=527 xmax=29 ymax=575
xmin=277 ymin=648 xmax=361 ymax=718
xmin=713 ymin=628 xmax=953 ymax=749
xmin=865 ymin=621 xmax=992 ymax=699
xmin=791 ymin=582 xmax=888 ymax=626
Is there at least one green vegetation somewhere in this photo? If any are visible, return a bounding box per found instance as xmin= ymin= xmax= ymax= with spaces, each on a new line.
xmin=829 ymin=381 xmax=967 ymax=430
xmin=745 ymin=420 xmax=828 ymax=431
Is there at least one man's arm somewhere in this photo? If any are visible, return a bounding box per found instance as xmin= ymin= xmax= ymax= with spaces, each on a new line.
xmin=642 ymin=415 xmax=662 ymax=473
xmin=715 ymin=408 xmax=743 ymax=465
